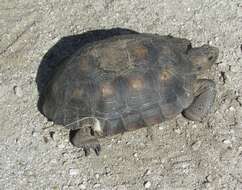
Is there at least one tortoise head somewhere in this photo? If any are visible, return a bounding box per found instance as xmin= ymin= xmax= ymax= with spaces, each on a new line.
xmin=188 ymin=45 xmax=219 ymax=73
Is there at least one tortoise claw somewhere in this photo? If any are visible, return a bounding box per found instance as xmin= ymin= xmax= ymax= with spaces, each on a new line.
xmin=94 ymin=144 xmax=101 ymax=156
xmin=82 ymin=143 xmax=101 ymax=156
xmin=83 ymin=147 xmax=91 ymax=156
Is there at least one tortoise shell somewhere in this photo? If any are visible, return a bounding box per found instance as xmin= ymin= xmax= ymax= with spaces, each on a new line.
xmin=41 ymin=34 xmax=195 ymax=136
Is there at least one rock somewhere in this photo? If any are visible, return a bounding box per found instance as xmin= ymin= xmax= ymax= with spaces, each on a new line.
xmin=58 ymin=144 xmax=65 ymax=149
xmin=208 ymin=40 xmax=213 ymax=45
xmin=144 ymin=181 xmax=151 ymax=189
xmin=62 ymin=186 xmax=68 ymax=190
xmin=49 ymin=131 xmax=55 ymax=140
xmin=31 ymin=130 xmax=38 ymax=137
xmin=115 ymin=185 xmax=127 ymax=190
xmin=105 ymin=167 xmax=112 ymax=176
xmin=133 ymin=152 xmax=138 ymax=157
xmin=93 ymin=183 xmax=101 ymax=188
xmin=191 ymin=140 xmax=202 ymax=151
xmin=230 ymin=64 xmax=240 ymax=72
xmin=222 ymin=139 xmax=231 ymax=144
xmin=63 ymin=186 xmax=76 ymax=190
xmin=95 ymin=173 xmax=100 ymax=179
xmin=0 ymin=85 xmax=8 ymax=98
xmin=52 ymin=186 xmax=59 ymax=190
xmin=69 ymin=168 xmax=80 ymax=176
xmin=206 ymin=174 xmax=213 ymax=182
xmin=144 ymin=169 xmax=151 ymax=176
xmin=43 ymin=136 xmax=48 ymax=143
xmin=158 ymin=125 xmax=164 ymax=130
xmin=13 ymin=85 xmax=23 ymax=97
xmin=79 ymin=184 xmax=86 ymax=190
xmin=228 ymin=106 xmax=235 ymax=111
xmin=174 ymin=128 xmax=182 ymax=134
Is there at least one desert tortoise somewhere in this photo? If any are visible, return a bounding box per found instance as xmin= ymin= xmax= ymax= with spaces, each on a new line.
xmin=40 ymin=33 xmax=219 ymax=155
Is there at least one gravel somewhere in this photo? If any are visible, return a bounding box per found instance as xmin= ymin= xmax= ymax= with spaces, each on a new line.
xmin=0 ymin=0 xmax=241 ymax=189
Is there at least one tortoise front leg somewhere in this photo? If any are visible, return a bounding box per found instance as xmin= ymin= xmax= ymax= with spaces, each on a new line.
xmin=69 ymin=127 xmax=101 ymax=156
xmin=182 ymin=79 xmax=216 ymax=121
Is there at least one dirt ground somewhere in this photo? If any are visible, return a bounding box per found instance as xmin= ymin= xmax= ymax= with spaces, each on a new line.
xmin=0 ymin=0 xmax=242 ymax=189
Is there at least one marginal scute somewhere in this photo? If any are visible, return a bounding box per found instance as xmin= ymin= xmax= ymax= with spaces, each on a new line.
xmin=79 ymin=56 xmax=91 ymax=72
xmin=144 ymin=116 xmax=162 ymax=126
xmin=72 ymin=88 xmax=83 ymax=98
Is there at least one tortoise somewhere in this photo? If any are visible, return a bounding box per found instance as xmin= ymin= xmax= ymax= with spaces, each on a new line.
xmin=40 ymin=32 xmax=219 ymax=156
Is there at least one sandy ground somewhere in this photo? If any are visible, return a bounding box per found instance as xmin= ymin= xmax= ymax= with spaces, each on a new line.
xmin=0 ymin=0 xmax=242 ymax=189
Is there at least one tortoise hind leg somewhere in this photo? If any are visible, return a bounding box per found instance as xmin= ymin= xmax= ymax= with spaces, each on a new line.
xmin=182 ymin=79 xmax=216 ymax=121
xmin=69 ymin=127 xmax=101 ymax=156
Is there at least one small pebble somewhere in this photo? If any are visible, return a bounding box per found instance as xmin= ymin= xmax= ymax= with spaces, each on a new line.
xmin=93 ymin=183 xmax=101 ymax=188
xmin=31 ymin=130 xmax=38 ymax=137
xmin=144 ymin=181 xmax=151 ymax=189
xmin=133 ymin=152 xmax=138 ymax=157
xmin=105 ymin=167 xmax=111 ymax=175
xmin=206 ymin=174 xmax=213 ymax=182
xmin=58 ymin=144 xmax=65 ymax=149
xmin=222 ymin=139 xmax=231 ymax=144
xmin=192 ymin=124 xmax=197 ymax=128
xmin=69 ymin=168 xmax=80 ymax=176
xmin=238 ymin=147 xmax=242 ymax=156
xmin=230 ymin=65 xmax=240 ymax=72
xmin=95 ymin=173 xmax=100 ymax=179
xmin=43 ymin=136 xmax=48 ymax=143
xmin=191 ymin=140 xmax=202 ymax=151
xmin=174 ymin=128 xmax=181 ymax=134
xmin=62 ymin=186 xmax=68 ymax=190
xmin=52 ymin=186 xmax=59 ymax=190
xmin=118 ymin=157 xmax=123 ymax=161
xmin=13 ymin=85 xmax=23 ymax=97
xmin=144 ymin=169 xmax=151 ymax=176
xmin=115 ymin=185 xmax=127 ymax=190
xmin=46 ymin=121 xmax=54 ymax=127
xmin=79 ymin=184 xmax=86 ymax=190
xmin=49 ymin=131 xmax=55 ymax=140
xmin=158 ymin=125 xmax=164 ymax=130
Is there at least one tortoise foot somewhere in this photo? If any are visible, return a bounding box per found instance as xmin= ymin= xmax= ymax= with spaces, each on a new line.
xmin=69 ymin=129 xmax=101 ymax=156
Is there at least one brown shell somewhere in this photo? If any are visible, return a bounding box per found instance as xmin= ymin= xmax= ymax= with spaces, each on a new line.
xmin=42 ymin=34 xmax=195 ymax=137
